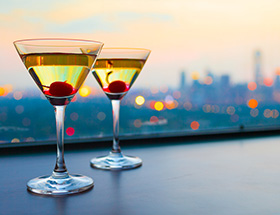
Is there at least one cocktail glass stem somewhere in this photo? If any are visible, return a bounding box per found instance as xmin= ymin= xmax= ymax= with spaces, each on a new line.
xmin=53 ymin=105 xmax=68 ymax=176
xmin=111 ymin=100 xmax=121 ymax=154
xmin=90 ymin=99 xmax=142 ymax=170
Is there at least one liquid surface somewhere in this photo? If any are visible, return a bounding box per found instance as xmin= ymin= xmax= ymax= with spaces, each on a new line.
xmin=92 ymin=59 xmax=145 ymax=100
xmin=22 ymin=53 xmax=96 ymax=100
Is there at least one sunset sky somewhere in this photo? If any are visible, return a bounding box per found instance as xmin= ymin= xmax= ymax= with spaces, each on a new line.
xmin=2 ymin=0 xmax=280 ymax=89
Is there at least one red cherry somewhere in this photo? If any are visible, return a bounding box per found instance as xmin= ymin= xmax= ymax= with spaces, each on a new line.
xmin=108 ymin=81 xmax=127 ymax=93
xmin=49 ymin=81 xmax=73 ymax=97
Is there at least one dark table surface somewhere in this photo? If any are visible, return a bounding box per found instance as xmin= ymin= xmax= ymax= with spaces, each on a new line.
xmin=1 ymin=135 xmax=280 ymax=215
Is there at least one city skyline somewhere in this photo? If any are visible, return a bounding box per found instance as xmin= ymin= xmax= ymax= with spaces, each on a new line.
xmin=1 ymin=64 xmax=280 ymax=145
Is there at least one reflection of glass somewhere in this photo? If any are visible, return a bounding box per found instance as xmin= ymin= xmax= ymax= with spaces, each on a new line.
xmin=90 ymin=48 xmax=151 ymax=170
xmin=14 ymin=39 xmax=103 ymax=195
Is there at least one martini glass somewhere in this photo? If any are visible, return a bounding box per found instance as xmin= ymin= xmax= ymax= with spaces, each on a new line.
xmin=14 ymin=39 xmax=103 ymax=195
xmin=90 ymin=48 xmax=151 ymax=170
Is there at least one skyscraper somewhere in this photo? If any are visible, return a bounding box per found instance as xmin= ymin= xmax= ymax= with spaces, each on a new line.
xmin=180 ymin=70 xmax=186 ymax=89
xmin=255 ymin=50 xmax=262 ymax=85
xmin=220 ymin=75 xmax=230 ymax=88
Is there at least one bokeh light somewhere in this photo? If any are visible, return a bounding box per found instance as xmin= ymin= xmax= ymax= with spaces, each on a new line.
xmin=173 ymin=91 xmax=181 ymax=99
xmin=97 ymin=112 xmax=106 ymax=121
xmin=11 ymin=138 xmax=20 ymax=143
xmin=79 ymin=86 xmax=91 ymax=97
xmin=22 ymin=118 xmax=31 ymax=126
xmin=271 ymin=109 xmax=279 ymax=118
xmin=250 ymin=109 xmax=259 ymax=117
xmin=226 ymin=106 xmax=236 ymax=115
xmin=66 ymin=127 xmax=75 ymax=136
xmin=0 ymin=85 xmax=11 ymax=97
xmin=203 ymin=104 xmax=220 ymax=113
xmin=4 ymin=84 xmax=13 ymax=93
xmin=13 ymin=91 xmax=23 ymax=100
xmin=70 ymin=112 xmax=79 ymax=121
xmin=213 ymin=105 xmax=220 ymax=113
xmin=165 ymin=95 xmax=174 ymax=103
xmin=165 ymin=100 xmax=178 ymax=110
xmin=15 ymin=105 xmax=24 ymax=114
xmin=204 ymin=76 xmax=213 ymax=85
xmin=150 ymin=87 xmax=159 ymax=94
xmin=230 ymin=114 xmax=239 ymax=122
xmin=263 ymin=78 xmax=273 ymax=87
xmin=134 ymin=119 xmax=142 ymax=128
xmin=183 ymin=102 xmax=192 ymax=111
xmin=263 ymin=109 xmax=279 ymax=118
xmin=135 ymin=96 xmax=145 ymax=106
xmin=264 ymin=109 xmax=271 ymax=118
xmin=276 ymin=68 xmax=280 ymax=76
xmin=0 ymin=87 xmax=5 ymax=96
xmin=203 ymin=104 xmax=211 ymax=113
xmin=150 ymin=116 xmax=159 ymax=123
xmin=26 ymin=137 xmax=35 ymax=142
xmin=190 ymin=121 xmax=200 ymax=130
xmin=248 ymin=99 xmax=258 ymax=109
xmin=154 ymin=101 xmax=164 ymax=111
xmin=148 ymin=101 xmax=156 ymax=109
xmin=191 ymin=71 xmax=200 ymax=80
xmin=248 ymin=82 xmax=257 ymax=91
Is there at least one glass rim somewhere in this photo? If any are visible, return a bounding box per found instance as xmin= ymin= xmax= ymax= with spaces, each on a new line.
xmin=101 ymin=47 xmax=151 ymax=52
xmin=13 ymin=38 xmax=104 ymax=47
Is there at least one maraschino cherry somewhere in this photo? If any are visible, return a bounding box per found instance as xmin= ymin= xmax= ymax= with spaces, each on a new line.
xmin=108 ymin=81 xmax=126 ymax=93
xmin=49 ymin=81 xmax=73 ymax=97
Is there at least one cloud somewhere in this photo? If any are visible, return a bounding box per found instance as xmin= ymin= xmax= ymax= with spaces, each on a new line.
xmin=116 ymin=12 xmax=172 ymax=23
xmin=0 ymin=0 xmax=57 ymax=13
xmin=45 ymin=14 xmax=120 ymax=33
xmin=43 ymin=11 xmax=172 ymax=34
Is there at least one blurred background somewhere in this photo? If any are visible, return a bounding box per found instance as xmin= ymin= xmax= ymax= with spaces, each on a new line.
xmin=1 ymin=0 xmax=280 ymax=146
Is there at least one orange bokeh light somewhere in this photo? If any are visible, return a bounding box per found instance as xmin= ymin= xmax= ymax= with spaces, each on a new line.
xmin=165 ymin=100 xmax=178 ymax=110
xmin=190 ymin=121 xmax=200 ymax=130
xmin=150 ymin=116 xmax=159 ymax=123
xmin=191 ymin=71 xmax=200 ymax=80
xmin=248 ymin=82 xmax=257 ymax=91
xmin=248 ymin=99 xmax=258 ymax=109
xmin=263 ymin=78 xmax=273 ymax=87
xmin=204 ymin=76 xmax=213 ymax=85
xmin=0 ymin=87 xmax=5 ymax=96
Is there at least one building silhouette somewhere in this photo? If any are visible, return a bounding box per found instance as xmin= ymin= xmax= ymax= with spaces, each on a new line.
xmin=180 ymin=70 xmax=186 ymax=90
xmin=255 ymin=50 xmax=262 ymax=85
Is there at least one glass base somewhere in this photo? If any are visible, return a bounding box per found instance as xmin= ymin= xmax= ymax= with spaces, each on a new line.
xmin=27 ymin=172 xmax=94 ymax=196
xmin=90 ymin=152 xmax=142 ymax=170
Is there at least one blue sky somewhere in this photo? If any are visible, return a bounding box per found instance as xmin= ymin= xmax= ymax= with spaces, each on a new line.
xmin=2 ymin=0 xmax=280 ymax=89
